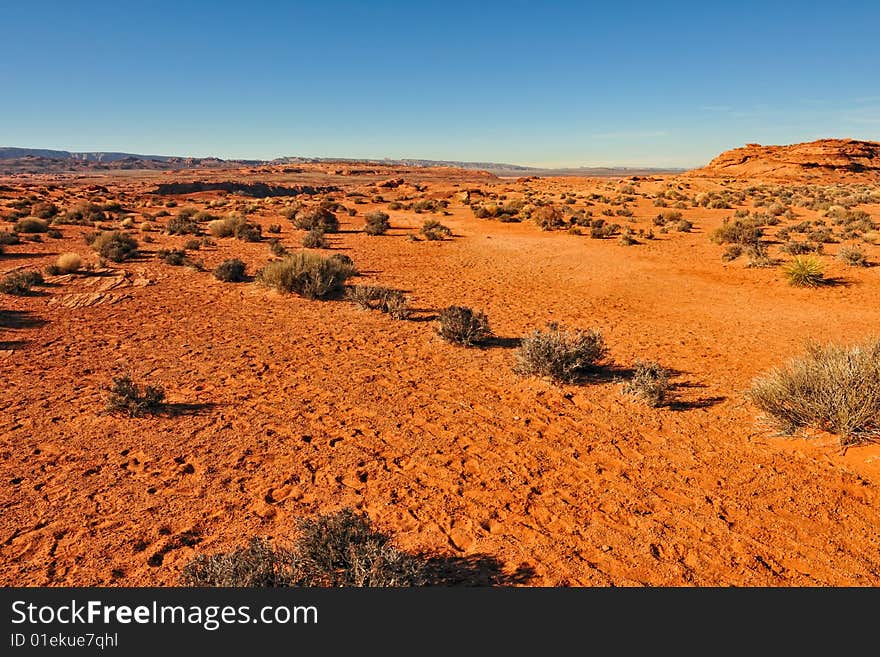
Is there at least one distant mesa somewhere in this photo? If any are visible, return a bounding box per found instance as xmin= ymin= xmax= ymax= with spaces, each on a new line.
xmin=689 ymin=138 xmax=880 ymax=180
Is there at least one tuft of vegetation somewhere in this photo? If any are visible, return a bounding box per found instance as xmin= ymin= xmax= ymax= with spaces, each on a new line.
xmin=783 ymin=256 xmax=825 ymax=287
xmin=837 ymin=245 xmax=867 ymax=267
xmin=346 ymin=285 xmax=410 ymax=319
xmin=207 ymin=213 xmax=245 ymax=238
xmin=709 ymin=218 xmax=763 ymax=246
xmin=54 ymin=252 xmax=82 ymax=274
xmin=748 ymin=340 xmax=880 ymax=445
xmin=14 ymin=217 xmax=49 ymax=233
xmin=293 ymin=206 xmax=339 ymax=233
xmin=302 ymin=228 xmax=328 ymax=249
xmin=532 ymin=205 xmax=566 ymax=231
xmin=420 ymin=219 xmax=452 ymax=241
xmin=364 ymin=211 xmax=390 ymax=236
xmin=157 ymin=248 xmax=188 ymax=266
xmin=181 ymin=508 xmax=430 ymax=587
xmin=622 ymin=361 xmax=670 ymax=407
xmin=257 ymin=251 xmax=355 ymax=299
xmin=0 ymin=270 xmax=44 ymax=295
xmin=0 ymin=231 xmax=21 ymax=245
xmin=234 ymin=221 xmax=262 ymax=242
xmin=514 ymin=323 xmax=607 ymax=383
xmin=213 ymin=258 xmax=247 ymax=282
xmin=105 ymin=374 xmax=165 ymax=417
xmin=88 ymin=231 xmax=139 ymax=262
xmin=437 ymin=306 xmax=491 ymax=346
xmin=166 ymin=214 xmax=201 ymax=235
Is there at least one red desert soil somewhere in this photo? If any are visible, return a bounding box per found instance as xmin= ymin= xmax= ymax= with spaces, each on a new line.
xmin=2 ymin=161 xmax=880 ymax=586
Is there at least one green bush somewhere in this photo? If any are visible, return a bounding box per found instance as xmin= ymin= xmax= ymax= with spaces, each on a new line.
xmin=783 ymin=256 xmax=824 ymax=287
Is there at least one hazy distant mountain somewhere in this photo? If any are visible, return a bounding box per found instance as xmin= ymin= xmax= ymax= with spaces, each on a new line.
xmin=0 ymin=146 xmax=685 ymax=177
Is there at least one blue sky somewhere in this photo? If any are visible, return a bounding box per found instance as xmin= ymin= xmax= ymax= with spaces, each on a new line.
xmin=2 ymin=1 xmax=878 ymax=167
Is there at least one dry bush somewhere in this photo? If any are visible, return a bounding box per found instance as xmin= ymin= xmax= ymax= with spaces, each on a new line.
xmin=302 ymin=228 xmax=328 ymax=249
xmin=745 ymin=243 xmax=774 ymax=268
xmin=208 ymin=213 xmax=245 ymax=237
xmin=0 ymin=231 xmax=21 ymax=245
xmin=105 ymin=374 xmax=165 ymax=417
xmin=293 ymin=207 xmax=339 ymax=232
xmin=15 ymin=217 xmax=49 ymax=233
xmin=55 ymin=252 xmax=82 ymax=274
xmin=157 ymin=248 xmax=188 ymax=266
xmin=181 ymin=508 xmax=429 ymax=587
xmin=783 ymin=256 xmax=824 ymax=287
xmin=234 ymin=221 xmax=262 ymax=242
xmin=709 ymin=218 xmax=763 ymax=245
xmin=55 ymin=202 xmax=105 ymax=225
xmin=748 ymin=340 xmax=880 ymax=445
xmin=31 ymin=202 xmax=59 ymax=219
xmin=346 ymin=285 xmax=410 ymax=319
xmin=0 ymin=270 xmax=44 ymax=295
xmin=622 ymin=361 xmax=670 ymax=407
xmin=421 ymin=219 xmax=452 ymax=241
xmin=532 ymin=205 xmax=566 ymax=231
xmin=837 ymin=245 xmax=867 ymax=267
xmin=165 ymin=214 xmax=201 ymax=235
xmin=257 ymin=251 xmax=355 ymax=299
xmin=213 ymin=258 xmax=247 ymax=282
xmin=364 ymin=211 xmax=390 ymax=235
xmin=514 ymin=323 xmax=607 ymax=383
xmin=437 ymin=306 xmax=491 ymax=346
xmin=88 ymin=231 xmax=138 ymax=262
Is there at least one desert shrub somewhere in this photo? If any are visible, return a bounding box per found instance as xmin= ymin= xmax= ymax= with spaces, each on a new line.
xmin=0 ymin=270 xmax=44 ymax=295
xmin=14 ymin=217 xmax=49 ymax=233
xmin=257 ymin=252 xmax=354 ymax=299
xmin=746 ymin=243 xmax=774 ymax=268
xmin=89 ymin=231 xmax=138 ymax=262
xmin=0 ymin=231 xmax=21 ymax=245
xmin=105 ymin=374 xmax=165 ymax=417
xmin=302 ymin=229 xmax=327 ymax=249
xmin=213 ymin=258 xmax=247 ymax=282
xmin=193 ymin=210 xmax=217 ymax=223
xmin=181 ymin=508 xmax=428 ymax=587
xmin=437 ymin=306 xmax=491 ymax=346
xmin=56 ymin=202 xmax=104 ymax=225
xmin=293 ymin=207 xmax=339 ymax=232
xmin=722 ymin=244 xmax=743 ymax=261
xmin=783 ymin=256 xmax=824 ymax=287
xmin=618 ymin=232 xmax=637 ymax=246
xmin=748 ymin=340 xmax=880 ymax=444
xmin=31 ymin=202 xmax=58 ymax=219
xmin=364 ymin=211 xmax=390 ymax=235
xmin=421 ymin=220 xmax=452 ymax=241
xmin=622 ymin=361 xmax=670 ymax=407
xmin=208 ymin=213 xmax=245 ymax=238
xmin=837 ymin=245 xmax=867 ymax=267
xmin=532 ymin=205 xmax=566 ymax=231
xmin=267 ymin=224 xmax=282 ymax=234
xmin=165 ymin=214 xmax=201 ymax=235
xmin=234 ymin=221 xmax=262 ymax=242
xmin=157 ymin=248 xmax=188 ymax=266
xmin=780 ymin=240 xmax=818 ymax=256
xmin=183 ymin=239 xmax=201 ymax=250
xmin=346 ymin=285 xmax=410 ymax=319
xmin=55 ymin=252 xmax=82 ymax=274
xmin=675 ymin=219 xmax=693 ymax=232
xmin=268 ymin=238 xmax=287 ymax=257
xmin=710 ymin=218 xmax=763 ymax=246
xmin=514 ymin=323 xmax=607 ymax=383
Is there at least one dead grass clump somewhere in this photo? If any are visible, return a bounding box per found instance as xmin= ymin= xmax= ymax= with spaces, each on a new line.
xmin=421 ymin=219 xmax=452 ymax=241
xmin=532 ymin=205 xmax=566 ymax=231
xmin=165 ymin=214 xmax=201 ymax=235
xmin=748 ymin=340 xmax=880 ymax=445
xmin=54 ymin=252 xmax=82 ymax=274
xmin=14 ymin=217 xmax=49 ymax=233
xmin=346 ymin=285 xmax=410 ymax=319
xmin=293 ymin=207 xmax=339 ymax=232
xmin=514 ymin=322 xmax=607 ymax=383
xmin=437 ymin=306 xmax=491 ymax=346
xmin=181 ymin=508 xmax=428 ymax=587
xmin=257 ymin=251 xmax=354 ymax=299
xmin=213 ymin=258 xmax=247 ymax=282
xmin=709 ymin=218 xmax=763 ymax=245
xmin=622 ymin=361 xmax=670 ymax=407
xmin=837 ymin=245 xmax=868 ymax=267
xmin=207 ymin=213 xmax=245 ymax=237
xmin=364 ymin=211 xmax=390 ymax=235
xmin=0 ymin=270 xmax=44 ymax=295
xmin=105 ymin=374 xmax=165 ymax=417
xmin=302 ymin=228 xmax=328 ymax=249
xmin=88 ymin=231 xmax=138 ymax=262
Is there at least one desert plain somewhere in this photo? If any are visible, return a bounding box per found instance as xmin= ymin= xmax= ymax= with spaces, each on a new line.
xmin=2 ymin=139 xmax=880 ymax=586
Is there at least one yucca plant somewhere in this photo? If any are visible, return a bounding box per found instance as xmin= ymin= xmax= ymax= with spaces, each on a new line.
xmin=783 ymin=256 xmax=824 ymax=287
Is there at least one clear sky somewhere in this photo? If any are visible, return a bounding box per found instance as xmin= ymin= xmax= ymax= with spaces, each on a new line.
xmin=2 ymin=0 xmax=878 ymax=167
